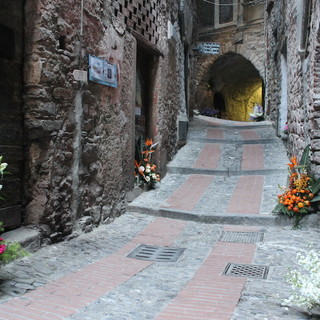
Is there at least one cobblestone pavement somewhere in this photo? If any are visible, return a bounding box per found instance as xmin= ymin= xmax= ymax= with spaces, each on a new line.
xmin=1 ymin=116 xmax=320 ymax=320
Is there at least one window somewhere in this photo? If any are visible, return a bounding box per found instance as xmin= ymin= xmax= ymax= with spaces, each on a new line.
xmin=297 ymin=0 xmax=312 ymax=54
xmin=198 ymin=0 xmax=237 ymax=29
xmin=217 ymin=0 xmax=235 ymax=26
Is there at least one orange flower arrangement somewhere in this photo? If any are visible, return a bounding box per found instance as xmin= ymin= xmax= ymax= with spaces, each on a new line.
xmin=273 ymin=146 xmax=320 ymax=227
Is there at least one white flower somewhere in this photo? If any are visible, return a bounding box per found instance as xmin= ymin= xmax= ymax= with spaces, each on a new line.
xmin=138 ymin=166 xmax=145 ymax=173
xmin=145 ymin=176 xmax=150 ymax=182
xmin=0 ymin=162 xmax=7 ymax=174
xmin=145 ymin=168 xmax=151 ymax=174
xmin=284 ymin=249 xmax=320 ymax=310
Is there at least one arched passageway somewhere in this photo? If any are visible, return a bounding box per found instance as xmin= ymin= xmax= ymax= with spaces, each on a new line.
xmin=195 ymin=52 xmax=264 ymax=121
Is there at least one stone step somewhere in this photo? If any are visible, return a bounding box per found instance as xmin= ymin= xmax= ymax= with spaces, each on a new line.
xmin=1 ymin=227 xmax=41 ymax=253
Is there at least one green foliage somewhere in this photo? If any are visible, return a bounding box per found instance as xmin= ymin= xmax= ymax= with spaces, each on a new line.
xmin=311 ymin=195 xmax=320 ymax=203
xmin=310 ymin=178 xmax=320 ymax=196
xmin=273 ymin=203 xmax=293 ymax=217
xmin=0 ymin=242 xmax=29 ymax=264
xmin=299 ymin=144 xmax=310 ymax=169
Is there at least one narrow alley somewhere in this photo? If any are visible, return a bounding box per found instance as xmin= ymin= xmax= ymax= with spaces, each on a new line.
xmin=0 ymin=116 xmax=319 ymax=320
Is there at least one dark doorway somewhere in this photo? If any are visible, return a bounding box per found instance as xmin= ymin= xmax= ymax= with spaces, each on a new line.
xmin=135 ymin=47 xmax=154 ymax=157
xmin=0 ymin=1 xmax=24 ymax=229
xmin=214 ymin=92 xmax=226 ymax=117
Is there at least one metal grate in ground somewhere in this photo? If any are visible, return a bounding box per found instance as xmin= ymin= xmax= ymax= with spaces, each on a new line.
xmin=127 ymin=244 xmax=185 ymax=262
xmin=218 ymin=231 xmax=264 ymax=243
xmin=223 ymin=263 xmax=269 ymax=279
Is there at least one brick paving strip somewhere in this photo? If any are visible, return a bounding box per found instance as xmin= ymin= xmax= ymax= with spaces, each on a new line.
xmin=193 ymin=126 xmax=223 ymax=170
xmin=206 ymin=128 xmax=224 ymax=140
xmin=241 ymin=145 xmax=264 ymax=171
xmin=226 ymin=175 xmax=264 ymax=214
xmin=239 ymin=129 xmax=260 ymax=140
xmin=161 ymin=175 xmax=214 ymax=211
xmin=193 ymin=144 xmax=222 ymax=170
xmin=226 ymin=136 xmax=265 ymax=214
xmin=0 ymin=218 xmax=187 ymax=320
xmin=155 ymin=225 xmax=259 ymax=320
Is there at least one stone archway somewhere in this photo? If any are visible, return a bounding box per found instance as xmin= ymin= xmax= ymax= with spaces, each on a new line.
xmin=195 ymin=52 xmax=264 ymax=121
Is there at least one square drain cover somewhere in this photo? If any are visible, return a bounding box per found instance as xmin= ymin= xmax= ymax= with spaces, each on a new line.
xmin=223 ymin=263 xmax=269 ymax=279
xmin=127 ymin=244 xmax=185 ymax=262
xmin=218 ymin=231 xmax=264 ymax=243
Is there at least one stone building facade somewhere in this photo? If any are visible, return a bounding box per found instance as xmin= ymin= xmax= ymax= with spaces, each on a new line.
xmin=193 ymin=0 xmax=266 ymax=121
xmin=265 ymin=0 xmax=320 ymax=175
xmin=0 ymin=0 xmax=196 ymax=242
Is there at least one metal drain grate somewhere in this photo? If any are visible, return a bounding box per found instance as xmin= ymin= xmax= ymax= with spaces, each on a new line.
xmin=223 ymin=263 xmax=269 ymax=279
xmin=218 ymin=231 xmax=264 ymax=243
xmin=127 ymin=244 xmax=185 ymax=262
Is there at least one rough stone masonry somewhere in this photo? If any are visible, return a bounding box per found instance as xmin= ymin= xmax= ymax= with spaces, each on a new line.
xmin=21 ymin=0 xmax=196 ymax=242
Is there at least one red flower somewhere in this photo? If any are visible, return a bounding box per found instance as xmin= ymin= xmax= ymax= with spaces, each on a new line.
xmin=0 ymin=244 xmax=6 ymax=254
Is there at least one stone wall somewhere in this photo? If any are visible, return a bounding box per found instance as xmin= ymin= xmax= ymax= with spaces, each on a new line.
xmin=306 ymin=1 xmax=320 ymax=175
xmin=264 ymin=1 xmax=286 ymax=127
xmin=265 ymin=0 xmax=320 ymax=175
xmin=23 ymin=0 xmax=195 ymax=242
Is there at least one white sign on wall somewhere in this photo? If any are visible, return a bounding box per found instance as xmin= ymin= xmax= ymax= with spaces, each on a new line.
xmin=72 ymin=69 xmax=88 ymax=82
xmin=195 ymin=42 xmax=220 ymax=55
xmin=88 ymin=55 xmax=117 ymax=88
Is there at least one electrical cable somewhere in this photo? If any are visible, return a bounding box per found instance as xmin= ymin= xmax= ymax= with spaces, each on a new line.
xmin=202 ymin=0 xmax=236 ymax=5
xmin=201 ymin=0 xmax=264 ymax=6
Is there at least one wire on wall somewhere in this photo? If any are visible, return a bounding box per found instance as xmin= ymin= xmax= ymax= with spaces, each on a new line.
xmin=201 ymin=0 xmax=265 ymax=6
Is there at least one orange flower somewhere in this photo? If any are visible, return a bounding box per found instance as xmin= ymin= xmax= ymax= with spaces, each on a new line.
xmin=134 ymin=160 xmax=140 ymax=168
xmin=288 ymin=156 xmax=298 ymax=170
xmin=145 ymin=139 xmax=153 ymax=146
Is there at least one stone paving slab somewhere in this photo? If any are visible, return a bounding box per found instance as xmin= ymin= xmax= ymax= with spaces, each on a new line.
xmin=0 ymin=213 xmax=154 ymax=300
xmin=0 ymin=212 xmax=320 ymax=319
xmin=65 ymin=218 xmax=320 ymax=320
xmin=129 ymin=116 xmax=289 ymax=225
xmin=169 ymin=141 xmax=287 ymax=171
xmin=2 ymin=115 xmax=320 ymax=320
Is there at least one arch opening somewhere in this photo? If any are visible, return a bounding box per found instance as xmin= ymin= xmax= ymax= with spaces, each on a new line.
xmin=195 ymin=52 xmax=264 ymax=121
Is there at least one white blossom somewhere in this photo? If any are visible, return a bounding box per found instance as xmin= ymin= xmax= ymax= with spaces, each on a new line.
xmin=283 ymin=249 xmax=320 ymax=311
xmin=0 ymin=163 xmax=7 ymax=173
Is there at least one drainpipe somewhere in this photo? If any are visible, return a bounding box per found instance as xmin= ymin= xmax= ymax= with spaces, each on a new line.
xmin=71 ymin=86 xmax=84 ymax=221
xmin=71 ymin=0 xmax=85 ymax=221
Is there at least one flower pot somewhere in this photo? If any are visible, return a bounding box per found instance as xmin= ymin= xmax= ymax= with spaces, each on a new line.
xmin=141 ymin=184 xmax=150 ymax=192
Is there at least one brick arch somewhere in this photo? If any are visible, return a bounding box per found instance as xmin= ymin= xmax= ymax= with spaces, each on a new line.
xmin=195 ymin=50 xmax=265 ymax=91
xmin=194 ymin=51 xmax=264 ymax=121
